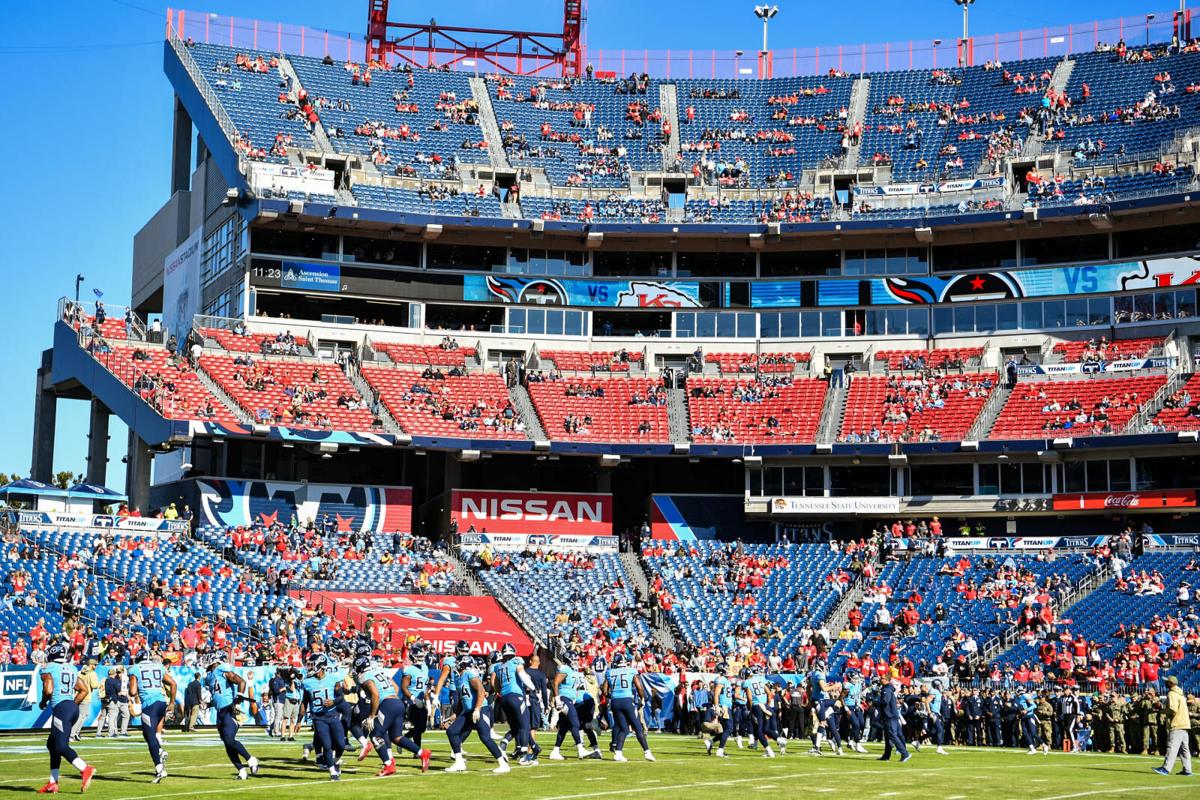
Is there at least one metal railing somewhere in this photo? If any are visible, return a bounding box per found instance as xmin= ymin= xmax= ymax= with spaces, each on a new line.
xmin=1126 ymin=369 xmax=1189 ymax=433
xmin=69 ymin=319 xmax=203 ymax=422
xmin=167 ymin=33 xmax=245 ymax=176
xmin=979 ymin=563 xmax=1112 ymax=664
xmin=966 ymin=382 xmax=1010 ymax=441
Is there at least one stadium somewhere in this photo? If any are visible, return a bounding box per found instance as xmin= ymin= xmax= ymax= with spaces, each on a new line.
xmin=2 ymin=0 xmax=1200 ymax=796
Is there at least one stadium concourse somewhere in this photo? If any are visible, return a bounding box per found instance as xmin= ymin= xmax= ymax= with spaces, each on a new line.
xmin=13 ymin=0 xmax=1200 ymax=796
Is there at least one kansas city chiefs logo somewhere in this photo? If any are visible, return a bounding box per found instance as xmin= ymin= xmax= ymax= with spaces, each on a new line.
xmin=616 ymin=281 xmax=700 ymax=308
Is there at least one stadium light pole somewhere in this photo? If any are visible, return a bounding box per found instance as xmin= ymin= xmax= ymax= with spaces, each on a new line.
xmin=1146 ymin=13 xmax=1155 ymax=46
xmin=75 ymin=274 xmax=84 ymax=305
xmin=754 ymin=5 xmax=779 ymax=54
xmin=954 ymin=0 xmax=976 ymax=67
xmin=754 ymin=6 xmax=779 ymax=79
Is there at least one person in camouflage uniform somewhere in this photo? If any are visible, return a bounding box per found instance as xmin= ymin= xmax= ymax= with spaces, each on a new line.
xmin=1036 ymin=693 xmax=1055 ymax=750
xmin=1187 ymin=693 xmax=1200 ymax=757
xmin=1131 ymin=691 xmax=1154 ymax=754
xmin=1110 ymin=693 xmax=1127 ymax=754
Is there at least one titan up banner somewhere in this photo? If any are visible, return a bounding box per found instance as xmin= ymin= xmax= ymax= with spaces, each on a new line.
xmin=299 ymin=592 xmax=534 ymax=656
xmin=450 ymin=490 xmax=613 ymax=536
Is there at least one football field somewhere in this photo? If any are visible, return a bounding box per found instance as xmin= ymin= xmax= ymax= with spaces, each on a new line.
xmin=0 ymin=730 xmax=1186 ymax=800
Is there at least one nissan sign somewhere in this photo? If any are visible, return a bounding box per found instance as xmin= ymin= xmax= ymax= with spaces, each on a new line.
xmin=450 ymin=490 xmax=613 ymax=535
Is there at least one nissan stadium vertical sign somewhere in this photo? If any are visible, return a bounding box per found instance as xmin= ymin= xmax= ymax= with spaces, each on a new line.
xmin=450 ymin=489 xmax=618 ymax=551
xmin=162 ymin=227 xmax=202 ymax=352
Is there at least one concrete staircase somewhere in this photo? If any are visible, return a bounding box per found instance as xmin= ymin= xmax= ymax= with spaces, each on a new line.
xmin=342 ymin=360 xmax=407 ymax=437
xmin=658 ymin=83 xmax=682 ymax=170
xmin=192 ymin=359 xmax=254 ymax=425
xmin=278 ymin=56 xmax=335 ymax=154
xmin=470 ymin=76 xmax=511 ymax=170
xmin=619 ymin=549 xmax=679 ymax=651
xmin=842 ymin=77 xmax=871 ymax=170
xmin=981 ymin=563 xmax=1112 ymax=666
xmin=816 ymin=384 xmax=847 ymax=443
xmin=666 ymin=387 xmax=691 ymax=443
xmin=1021 ymin=57 xmax=1076 ymax=158
xmin=508 ymin=383 xmax=549 ymax=441
xmin=967 ymin=383 xmax=1012 ymax=441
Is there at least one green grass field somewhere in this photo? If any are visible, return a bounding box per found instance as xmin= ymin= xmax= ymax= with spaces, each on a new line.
xmin=0 ymin=730 xmax=1187 ymax=800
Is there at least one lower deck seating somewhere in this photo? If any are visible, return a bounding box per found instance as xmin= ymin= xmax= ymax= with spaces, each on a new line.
xmin=828 ymin=553 xmax=1096 ymax=678
xmin=1151 ymin=374 xmax=1200 ymax=431
xmin=838 ymin=373 xmax=995 ymax=443
xmin=996 ymin=552 xmax=1199 ymax=693
xmin=527 ymin=377 xmax=669 ymax=441
xmin=541 ymin=349 xmax=643 ymax=372
xmin=361 ymin=366 xmax=525 ymax=438
xmin=874 ymin=347 xmax=983 ymax=371
xmin=94 ymin=345 xmax=241 ymax=425
xmin=197 ymin=526 xmax=456 ymax=593
xmin=474 ymin=553 xmax=651 ymax=647
xmin=990 ymin=374 xmax=1166 ymax=438
xmin=643 ymin=542 xmax=850 ymax=653
xmin=1052 ymin=336 xmax=1163 ymax=363
xmin=199 ymin=354 xmax=376 ymax=430
xmin=687 ymin=376 xmax=827 ymax=443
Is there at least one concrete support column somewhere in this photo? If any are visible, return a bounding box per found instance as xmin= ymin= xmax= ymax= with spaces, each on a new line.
xmin=30 ymin=353 xmax=57 ymax=483
xmin=171 ymin=97 xmax=193 ymax=195
xmin=86 ymin=399 xmax=111 ymax=486
xmin=125 ymin=430 xmax=153 ymax=514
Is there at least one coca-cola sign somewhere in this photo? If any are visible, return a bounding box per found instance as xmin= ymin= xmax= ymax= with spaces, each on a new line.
xmin=1052 ymin=490 xmax=1196 ymax=511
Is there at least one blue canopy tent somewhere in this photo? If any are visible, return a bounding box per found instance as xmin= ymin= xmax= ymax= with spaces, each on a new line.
xmin=0 ymin=478 xmax=72 ymax=512
xmin=65 ymin=482 xmax=126 ymax=513
xmin=0 ymin=480 xmax=126 ymax=512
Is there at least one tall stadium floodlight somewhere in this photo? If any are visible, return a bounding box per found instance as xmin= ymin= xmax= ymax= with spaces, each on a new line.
xmin=754 ymin=5 xmax=779 ymax=78
xmin=75 ymin=274 xmax=85 ymax=304
xmin=754 ymin=5 xmax=779 ymax=53
xmin=1147 ymin=13 xmax=1156 ymax=46
xmin=955 ymin=0 xmax=976 ymax=67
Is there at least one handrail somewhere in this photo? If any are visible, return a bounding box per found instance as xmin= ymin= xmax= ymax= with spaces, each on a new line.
xmin=167 ymin=34 xmax=246 ymax=177
xmin=965 ymin=381 xmax=1009 ymax=441
xmin=1126 ymin=368 xmax=1187 ymax=433
xmin=72 ymin=324 xmax=203 ymax=422
xmin=978 ymin=562 xmax=1111 ymax=664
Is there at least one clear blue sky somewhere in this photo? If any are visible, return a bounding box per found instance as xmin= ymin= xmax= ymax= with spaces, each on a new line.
xmin=0 ymin=0 xmax=1180 ymax=488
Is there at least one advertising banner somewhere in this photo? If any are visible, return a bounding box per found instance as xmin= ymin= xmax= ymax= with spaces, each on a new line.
xmin=0 ymin=665 xmax=276 ymax=732
xmin=162 ymin=227 xmax=201 ymax=351
xmin=858 ymin=176 xmax=1005 ymax=196
xmin=457 ymin=532 xmax=618 ymax=552
xmin=898 ymin=535 xmax=1112 ymax=551
xmin=300 ymin=593 xmax=533 ymax=655
xmin=464 ymin=275 xmax=703 ymax=308
xmin=248 ymin=162 xmax=336 ymax=199
xmin=16 ymin=511 xmax=189 ymax=536
xmin=1052 ymin=490 xmax=1197 ymax=511
xmin=281 ymin=261 xmax=341 ymax=293
xmin=450 ymin=490 xmax=613 ymax=535
xmin=1016 ymin=357 xmax=1174 ymax=377
xmin=196 ymin=479 xmax=411 ymax=534
xmin=770 ymin=496 xmax=901 ymax=515
xmin=1144 ymin=533 xmax=1200 ymax=548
